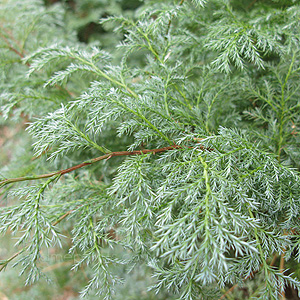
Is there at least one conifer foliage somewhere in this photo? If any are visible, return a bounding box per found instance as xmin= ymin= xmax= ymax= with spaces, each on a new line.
xmin=1 ymin=0 xmax=300 ymax=299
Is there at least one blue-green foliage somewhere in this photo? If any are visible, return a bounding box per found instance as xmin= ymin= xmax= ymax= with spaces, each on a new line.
xmin=1 ymin=0 xmax=300 ymax=299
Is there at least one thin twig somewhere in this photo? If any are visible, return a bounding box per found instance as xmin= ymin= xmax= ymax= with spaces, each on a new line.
xmin=219 ymin=284 xmax=238 ymax=300
xmin=0 ymin=209 xmax=74 ymax=271
xmin=218 ymin=252 xmax=278 ymax=300
xmin=247 ymin=0 xmax=258 ymax=10
xmin=279 ymin=231 xmax=287 ymax=300
xmin=165 ymin=0 xmax=185 ymax=37
xmin=42 ymin=260 xmax=73 ymax=272
xmin=0 ymin=23 xmax=23 ymax=50
xmin=0 ymin=249 xmax=25 ymax=271
xmin=0 ymin=30 xmax=29 ymax=65
xmin=52 ymin=210 xmax=73 ymax=226
xmin=0 ymin=25 xmax=74 ymax=97
xmin=0 ymin=145 xmax=181 ymax=188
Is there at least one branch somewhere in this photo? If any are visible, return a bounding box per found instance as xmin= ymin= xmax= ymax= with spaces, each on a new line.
xmin=0 ymin=30 xmax=28 ymax=64
xmin=165 ymin=0 xmax=185 ymax=37
xmin=218 ymin=253 xmax=278 ymax=299
xmin=0 ymin=145 xmax=181 ymax=188
xmin=0 ymin=209 xmax=73 ymax=271
xmin=247 ymin=0 xmax=258 ymax=10
xmin=0 ymin=25 xmax=75 ymax=97
xmin=0 ymin=249 xmax=25 ymax=272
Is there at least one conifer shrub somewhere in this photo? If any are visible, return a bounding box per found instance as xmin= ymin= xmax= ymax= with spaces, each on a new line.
xmin=1 ymin=0 xmax=300 ymax=299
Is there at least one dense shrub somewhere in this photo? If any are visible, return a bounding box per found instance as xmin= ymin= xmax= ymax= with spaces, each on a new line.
xmin=1 ymin=0 xmax=300 ymax=299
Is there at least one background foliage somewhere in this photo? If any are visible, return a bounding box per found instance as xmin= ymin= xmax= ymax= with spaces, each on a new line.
xmin=1 ymin=0 xmax=300 ymax=299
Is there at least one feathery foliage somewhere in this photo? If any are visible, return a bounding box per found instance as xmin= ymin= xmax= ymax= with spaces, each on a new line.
xmin=1 ymin=0 xmax=300 ymax=299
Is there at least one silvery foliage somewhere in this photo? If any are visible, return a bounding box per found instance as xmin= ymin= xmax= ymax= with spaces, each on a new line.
xmin=1 ymin=0 xmax=300 ymax=299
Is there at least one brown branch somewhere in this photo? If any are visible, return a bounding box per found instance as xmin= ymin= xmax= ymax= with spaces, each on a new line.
xmin=279 ymin=230 xmax=288 ymax=300
xmin=0 ymin=32 xmax=74 ymax=97
xmin=0 ymin=144 xmax=207 ymax=268
xmin=0 ymin=145 xmax=182 ymax=188
xmin=0 ymin=30 xmax=29 ymax=64
xmin=52 ymin=210 xmax=73 ymax=226
xmin=42 ymin=260 xmax=73 ymax=273
xmin=0 ymin=249 xmax=25 ymax=272
xmin=279 ymin=252 xmax=286 ymax=300
xmin=165 ymin=0 xmax=185 ymax=37
xmin=55 ymin=84 xmax=76 ymax=97
xmin=219 ymin=284 xmax=238 ymax=300
xmin=0 ymin=24 xmax=23 ymax=50
xmin=0 ymin=25 xmax=74 ymax=97
xmin=247 ymin=0 xmax=258 ymax=10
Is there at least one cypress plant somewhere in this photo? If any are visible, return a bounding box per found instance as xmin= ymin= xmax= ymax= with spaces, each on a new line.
xmin=1 ymin=0 xmax=300 ymax=299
